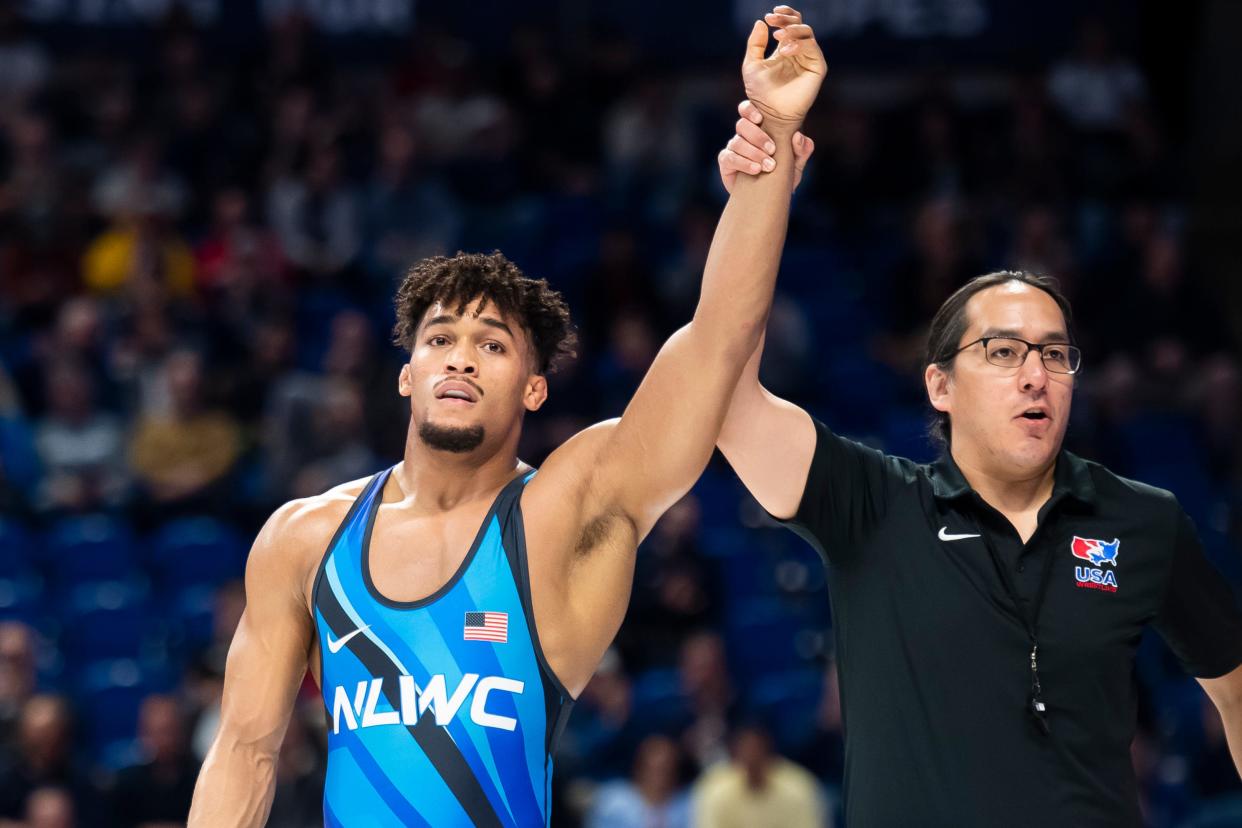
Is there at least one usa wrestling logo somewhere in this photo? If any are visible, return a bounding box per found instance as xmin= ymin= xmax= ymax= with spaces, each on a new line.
xmin=1071 ymin=536 xmax=1120 ymax=592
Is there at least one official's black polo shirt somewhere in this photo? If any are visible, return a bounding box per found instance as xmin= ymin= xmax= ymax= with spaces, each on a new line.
xmin=777 ymin=419 xmax=1242 ymax=828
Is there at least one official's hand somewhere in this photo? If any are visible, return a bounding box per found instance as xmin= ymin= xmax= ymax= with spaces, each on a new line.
xmin=718 ymin=100 xmax=815 ymax=194
xmin=742 ymin=5 xmax=826 ymax=129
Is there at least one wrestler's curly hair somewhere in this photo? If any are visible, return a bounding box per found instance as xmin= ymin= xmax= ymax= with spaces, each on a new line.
xmin=392 ymin=251 xmax=577 ymax=375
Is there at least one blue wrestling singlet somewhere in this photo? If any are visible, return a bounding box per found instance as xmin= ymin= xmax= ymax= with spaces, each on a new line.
xmin=311 ymin=468 xmax=574 ymax=827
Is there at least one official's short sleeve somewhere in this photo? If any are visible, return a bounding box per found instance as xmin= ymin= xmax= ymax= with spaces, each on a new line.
xmin=773 ymin=418 xmax=904 ymax=565
xmin=1152 ymin=508 xmax=1242 ymax=679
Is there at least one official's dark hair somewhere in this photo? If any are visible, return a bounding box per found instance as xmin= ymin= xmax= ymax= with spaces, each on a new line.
xmin=393 ymin=251 xmax=577 ymax=375
xmin=924 ymin=271 xmax=1075 ymax=447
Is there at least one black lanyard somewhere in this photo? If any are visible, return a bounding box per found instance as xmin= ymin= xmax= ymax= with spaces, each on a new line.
xmin=972 ymin=512 xmax=1058 ymax=735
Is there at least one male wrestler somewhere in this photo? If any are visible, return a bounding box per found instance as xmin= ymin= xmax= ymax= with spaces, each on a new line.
xmin=187 ymin=10 xmax=825 ymax=826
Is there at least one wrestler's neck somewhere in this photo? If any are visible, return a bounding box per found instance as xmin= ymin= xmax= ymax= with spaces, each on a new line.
xmin=392 ymin=425 xmax=526 ymax=512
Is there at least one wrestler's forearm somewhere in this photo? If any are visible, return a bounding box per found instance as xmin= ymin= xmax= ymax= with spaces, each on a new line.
xmin=188 ymin=735 xmax=278 ymax=828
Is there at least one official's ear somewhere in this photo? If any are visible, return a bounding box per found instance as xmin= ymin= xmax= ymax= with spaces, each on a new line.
xmin=925 ymin=363 xmax=952 ymax=415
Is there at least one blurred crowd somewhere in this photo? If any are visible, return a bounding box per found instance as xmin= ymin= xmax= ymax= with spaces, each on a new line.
xmin=0 ymin=3 xmax=1239 ymax=826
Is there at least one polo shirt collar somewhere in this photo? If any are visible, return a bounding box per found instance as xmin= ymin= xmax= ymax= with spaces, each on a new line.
xmin=930 ymin=449 xmax=1097 ymax=505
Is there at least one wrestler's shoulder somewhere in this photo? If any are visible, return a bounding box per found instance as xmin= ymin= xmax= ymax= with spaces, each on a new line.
xmin=249 ymin=476 xmax=373 ymax=572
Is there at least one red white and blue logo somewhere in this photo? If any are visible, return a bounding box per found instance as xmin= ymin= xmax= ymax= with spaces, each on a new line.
xmin=1072 ymin=536 xmax=1120 ymax=592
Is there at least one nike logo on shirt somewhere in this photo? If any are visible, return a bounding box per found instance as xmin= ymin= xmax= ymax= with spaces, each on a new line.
xmin=327 ymin=625 xmax=371 ymax=654
xmin=939 ymin=527 xmax=981 ymax=542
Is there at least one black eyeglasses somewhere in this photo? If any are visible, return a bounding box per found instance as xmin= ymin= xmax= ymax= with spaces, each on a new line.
xmin=952 ymin=337 xmax=1082 ymax=375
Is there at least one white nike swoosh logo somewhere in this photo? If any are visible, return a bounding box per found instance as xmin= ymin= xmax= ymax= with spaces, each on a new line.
xmin=939 ymin=527 xmax=981 ymax=542
xmin=327 ymin=625 xmax=371 ymax=654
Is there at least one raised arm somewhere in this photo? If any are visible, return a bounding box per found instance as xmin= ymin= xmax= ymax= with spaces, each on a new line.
xmin=187 ymin=503 xmax=317 ymax=827
xmin=586 ymin=10 xmax=825 ymax=533
xmin=717 ymin=334 xmax=817 ymax=520
xmin=523 ymin=8 xmax=825 ymax=694
xmin=711 ymin=10 xmax=823 ymax=520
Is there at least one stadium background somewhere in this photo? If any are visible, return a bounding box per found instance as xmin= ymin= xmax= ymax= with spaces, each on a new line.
xmin=1 ymin=0 xmax=1241 ymax=824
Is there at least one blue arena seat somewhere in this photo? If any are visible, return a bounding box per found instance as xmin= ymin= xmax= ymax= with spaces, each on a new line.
xmin=882 ymin=405 xmax=938 ymax=464
xmin=747 ymin=668 xmax=824 ymax=751
xmin=631 ymin=668 xmax=683 ymax=709
xmin=149 ymin=517 xmax=247 ymax=589
xmin=0 ymin=519 xmax=36 ymax=575
xmin=167 ymin=584 xmax=218 ymax=655
xmin=0 ymin=576 xmax=45 ymax=625
xmin=725 ymin=598 xmax=811 ymax=674
xmin=60 ymin=583 xmax=161 ymax=662
xmin=76 ymin=659 xmax=151 ymax=767
xmin=44 ymin=515 xmax=139 ymax=584
xmin=0 ymin=519 xmax=45 ymax=624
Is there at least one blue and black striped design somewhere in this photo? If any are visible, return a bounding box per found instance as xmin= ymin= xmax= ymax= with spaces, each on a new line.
xmin=311 ymin=468 xmax=573 ymax=827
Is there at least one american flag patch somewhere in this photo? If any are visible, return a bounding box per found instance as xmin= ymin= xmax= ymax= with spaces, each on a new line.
xmin=464 ymin=611 xmax=508 ymax=643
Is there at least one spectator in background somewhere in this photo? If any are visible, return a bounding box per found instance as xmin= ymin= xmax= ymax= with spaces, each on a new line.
xmin=34 ymin=359 xmax=127 ymax=513
xmin=83 ymin=136 xmax=194 ymax=298
xmin=1047 ymin=18 xmax=1147 ymax=133
xmin=68 ymin=77 xmax=135 ymax=176
xmin=1114 ymin=231 xmax=1230 ymax=372
xmin=128 ymin=349 xmax=241 ymax=513
xmin=110 ymin=695 xmax=198 ymax=828
xmin=990 ymin=78 xmax=1070 ymax=207
xmin=693 ymin=723 xmax=826 ymax=828
xmin=625 ymin=495 xmax=719 ymax=670
xmin=1193 ymin=356 xmax=1242 ymax=486
xmin=266 ymin=143 xmax=360 ymax=282
xmin=362 ymin=122 xmax=462 ymax=285
xmin=24 ymin=787 xmax=75 ymax=828
xmin=163 ymin=78 xmax=234 ymax=227
xmin=753 ymin=295 xmax=814 ymax=401
xmin=677 ymin=632 xmax=738 ymax=771
xmin=804 ymin=101 xmax=891 ymax=227
xmin=793 ymin=661 xmax=844 ymax=790
xmin=288 ymin=379 xmax=377 ymax=499
xmin=187 ymin=581 xmax=246 ymax=762
xmin=0 ymin=2 xmax=48 ymax=114
xmin=13 ymin=297 xmax=115 ymax=419
xmin=0 ymin=366 xmax=39 ymax=515
xmin=582 ymin=228 xmax=660 ymax=355
xmin=560 ymin=650 xmax=645 ymax=783
xmin=896 ymin=93 xmax=969 ymax=201
xmin=876 ymin=197 xmax=982 ymax=375
xmin=594 ymin=311 xmax=659 ymax=417
xmin=1047 ymin=19 xmax=1149 ymax=200
xmin=194 ymin=186 xmax=288 ymax=305
xmin=0 ymin=625 xmax=37 ymax=746
xmin=0 ymin=113 xmax=71 ymax=311
xmin=602 ymin=73 xmax=695 ymax=222
xmin=318 ymin=308 xmax=407 ymax=458
xmin=260 ymin=308 xmax=401 ymax=500
xmin=656 ymin=202 xmax=715 ymax=320
xmin=107 ymin=289 xmax=187 ymax=421
xmin=1007 ymin=205 xmax=1077 ymax=288
xmin=586 ymin=734 xmax=691 ymax=828
xmin=0 ymin=696 xmax=99 ymax=826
